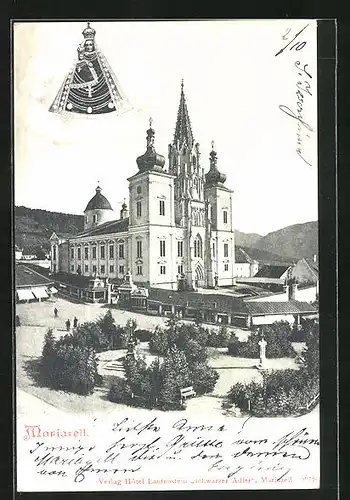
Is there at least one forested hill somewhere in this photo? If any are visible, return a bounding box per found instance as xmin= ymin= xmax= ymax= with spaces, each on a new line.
xmin=15 ymin=206 xmax=84 ymax=252
xmin=253 ymin=221 xmax=318 ymax=261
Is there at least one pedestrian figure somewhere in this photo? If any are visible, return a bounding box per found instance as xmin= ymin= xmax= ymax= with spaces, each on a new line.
xmin=15 ymin=315 xmax=21 ymax=328
xmin=66 ymin=319 xmax=71 ymax=331
xmin=54 ymin=307 xmax=58 ymax=318
xmin=73 ymin=316 xmax=78 ymax=329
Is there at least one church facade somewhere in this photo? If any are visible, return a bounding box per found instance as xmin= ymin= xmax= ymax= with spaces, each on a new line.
xmin=50 ymin=82 xmax=235 ymax=290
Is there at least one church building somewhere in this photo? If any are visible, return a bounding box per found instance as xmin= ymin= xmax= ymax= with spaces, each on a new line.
xmin=50 ymin=82 xmax=235 ymax=290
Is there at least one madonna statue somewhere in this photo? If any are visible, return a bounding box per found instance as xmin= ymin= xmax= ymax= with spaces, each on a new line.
xmin=49 ymin=22 xmax=132 ymax=115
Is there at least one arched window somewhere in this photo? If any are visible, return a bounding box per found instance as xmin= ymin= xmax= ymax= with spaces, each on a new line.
xmin=194 ymin=235 xmax=203 ymax=258
xmin=192 ymin=155 xmax=197 ymax=167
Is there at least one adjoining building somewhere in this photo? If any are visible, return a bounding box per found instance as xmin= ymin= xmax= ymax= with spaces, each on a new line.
xmin=291 ymin=255 xmax=319 ymax=286
xmin=15 ymin=245 xmax=23 ymax=260
xmin=15 ymin=264 xmax=58 ymax=303
xmin=51 ymin=81 xmax=236 ymax=290
xmin=113 ymin=276 xmax=317 ymax=328
xmin=234 ymin=247 xmax=259 ymax=278
xmin=236 ymin=264 xmax=291 ymax=292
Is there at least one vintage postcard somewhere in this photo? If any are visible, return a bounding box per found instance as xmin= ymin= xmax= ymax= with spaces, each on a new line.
xmin=14 ymin=20 xmax=321 ymax=492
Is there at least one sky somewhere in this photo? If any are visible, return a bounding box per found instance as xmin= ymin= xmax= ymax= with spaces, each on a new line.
xmin=14 ymin=20 xmax=318 ymax=235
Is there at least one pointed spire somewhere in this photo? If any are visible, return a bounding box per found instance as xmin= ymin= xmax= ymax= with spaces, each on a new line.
xmin=173 ymin=80 xmax=194 ymax=149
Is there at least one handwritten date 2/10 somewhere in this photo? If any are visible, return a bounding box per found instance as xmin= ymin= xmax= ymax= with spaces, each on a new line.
xmin=275 ymin=24 xmax=309 ymax=57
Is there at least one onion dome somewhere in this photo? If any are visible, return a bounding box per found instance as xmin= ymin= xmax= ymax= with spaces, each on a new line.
xmin=205 ymin=141 xmax=227 ymax=186
xmin=84 ymin=185 xmax=113 ymax=212
xmin=136 ymin=118 xmax=166 ymax=173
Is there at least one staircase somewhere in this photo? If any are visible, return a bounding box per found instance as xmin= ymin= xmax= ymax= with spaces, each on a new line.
xmin=103 ymin=359 xmax=125 ymax=375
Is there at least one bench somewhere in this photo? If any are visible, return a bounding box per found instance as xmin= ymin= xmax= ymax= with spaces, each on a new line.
xmin=180 ymin=386 xmax=196 ymax=400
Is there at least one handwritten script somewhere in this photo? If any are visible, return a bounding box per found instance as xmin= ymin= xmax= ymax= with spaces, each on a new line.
xmin=23 ymin=417 xmax=319 ymax=486
xmin=276 ymin=24 xmax=314 ymax=167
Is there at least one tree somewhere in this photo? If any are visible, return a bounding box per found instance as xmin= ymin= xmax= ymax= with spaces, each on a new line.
xmin=149 ymin=326 xmax=169 ymax=355
xmin=74 ymin=322 xmax=107 ymax=352
xmin=96 ymin=310 xmax=118 ymax=348
xmin=41 ymin=328 xmax=56 ymax=384
xmin=298 ymin=321 xmax=319 ymax=377
xmin=182 ymin=339 xmax=207 ymax=365
xmin=159 ymin=346 xmax=191 ymax=410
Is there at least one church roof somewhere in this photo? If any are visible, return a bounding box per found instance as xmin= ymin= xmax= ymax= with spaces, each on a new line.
xmin=84 ymin=186 xmax=113 ymax=212
xmin=75 ymin=217 xmax=129 ymax=238
xmin=173 ymin=80 xmax=194 ymax=149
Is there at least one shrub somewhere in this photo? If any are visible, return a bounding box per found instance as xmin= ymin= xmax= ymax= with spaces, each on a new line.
xmin=227 ymin=333 xmax=259 ymax=357
xmin=108 ymin=377 xmax=133 ymax=404
xmin=41 ymin=334 xmax=99 ymax=395
xmin=190 ymin=363 xmax=219 ymax=395
xmin=228 ymin=322 xmax=295 ymax=358
xmin=207 ymin=326 xmax=231 ymax=347
xmin=224 ymin=368 xmax=319 ymax=417
xmin=134 ymin=329 xmax=153 ymax=342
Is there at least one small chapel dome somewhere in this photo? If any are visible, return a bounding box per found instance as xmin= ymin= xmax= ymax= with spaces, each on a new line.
xmin=84 ymin=185 xmax=113 ymax=212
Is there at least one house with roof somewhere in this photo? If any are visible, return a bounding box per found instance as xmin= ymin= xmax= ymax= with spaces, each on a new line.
xmin=291 ymin=255 xmax=318 ymax=285
xmin=15 ymin=245 xmax=23 ymax=260
xmin=51 ymin=80 xmax=236 ymax=291
xmin=236 ymin=264 xmax=291 ymax=292
xmin=234 ymin=247 xmax=259 ymax=278
xmin=15 ymin=264 xmax=58 ymax=303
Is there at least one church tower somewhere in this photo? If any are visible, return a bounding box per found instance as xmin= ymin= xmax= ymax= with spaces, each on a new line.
xmin=128 ymin=119 xmax=176 ymax=288
xmin=168 ymin=80 xmax=205 ymax=223
xmin=204 ymin=142 xmax=235 ymax=287
xmin=168 ymin=81 xmax=207 ymax=289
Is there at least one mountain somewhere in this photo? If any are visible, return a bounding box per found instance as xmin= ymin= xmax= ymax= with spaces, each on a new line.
xmin=15 ymin=206 xmax=84 ymax=252
xmin=253 ymin=221 xmax=318 ymax=260
xmin=235 ymin=230 xmax=262 ymax=248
